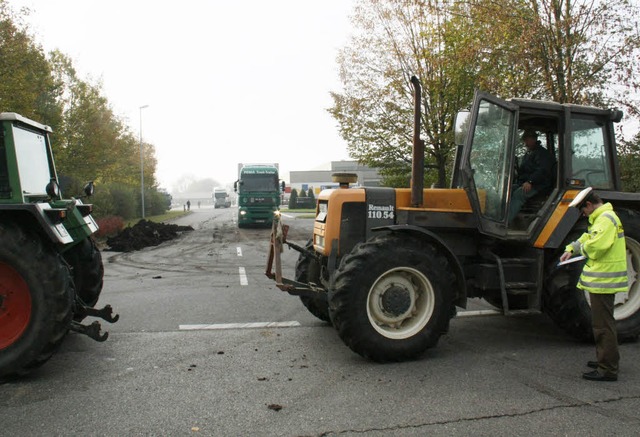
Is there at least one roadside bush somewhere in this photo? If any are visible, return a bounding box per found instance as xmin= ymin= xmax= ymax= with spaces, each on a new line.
xmin=145 ymin=188 xmax=171 ymax=216
xmin=95 ymin=215 xmax=125 ymax=238
xmin=288 ymin=188 xmax=298 ymax=209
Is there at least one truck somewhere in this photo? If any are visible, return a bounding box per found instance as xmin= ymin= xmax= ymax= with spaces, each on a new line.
xmin=0 ymin=112 xmax=118 ymax=379
xmin=266 ymin=77 xmax=640 ymax=362
xmin=234 ymin=163 xmax=284 ymax=228
xmin=213 ymin=187 xmax=231 ymax=208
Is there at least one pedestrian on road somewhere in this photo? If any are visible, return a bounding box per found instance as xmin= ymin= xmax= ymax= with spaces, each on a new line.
xmin=560 ymin=187 xmax=627 ymax=382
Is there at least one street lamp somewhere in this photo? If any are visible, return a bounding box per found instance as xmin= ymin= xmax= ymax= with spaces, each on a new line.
xmin=139 ymin=105 xmax=149 ymax=219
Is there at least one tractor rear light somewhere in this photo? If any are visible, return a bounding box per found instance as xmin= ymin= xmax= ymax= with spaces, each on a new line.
xmin=76 ymin=204 xmax=93 ymax=217
xmin=44 ymin=208 xmax=67 ymax=224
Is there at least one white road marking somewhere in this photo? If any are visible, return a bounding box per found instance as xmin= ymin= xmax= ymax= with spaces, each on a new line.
xmin=456 ymin=309 xmax=502 ymax=317
xmin=239 ymin=266 xmax=248 ymax=285
xmin=236 ymin=247 xmax=242 ymax=257
xmin=179 ymin=321 xmax=301 ymax=330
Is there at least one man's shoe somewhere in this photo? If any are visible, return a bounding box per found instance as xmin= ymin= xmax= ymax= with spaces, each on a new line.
xmin=587 ymin=361 xmax=598 ymax=369
xmin=582 ymin=370 xmax=617 ymax=381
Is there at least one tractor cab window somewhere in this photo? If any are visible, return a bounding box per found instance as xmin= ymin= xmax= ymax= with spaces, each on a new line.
xmin=570 ymin=117 xmax=614 ymax=189
xmin=12 ymin=125 xmax=51 ymax=197
xmin=468 ymin=100 xmax=515 ymax=222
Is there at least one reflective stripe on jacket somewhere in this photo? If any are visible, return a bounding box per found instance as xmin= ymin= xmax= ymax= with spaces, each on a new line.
xmin=564 ymin=203 xmax=628 ymax=294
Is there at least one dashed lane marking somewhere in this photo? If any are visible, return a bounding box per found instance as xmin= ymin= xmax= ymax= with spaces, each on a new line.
xmin=236 ymin=247 xmax=242 ymax=257
xmin=179 ymin=321 xmax=302 ymax=330
xmin=239 ymin=267 xmax=248 ymax=285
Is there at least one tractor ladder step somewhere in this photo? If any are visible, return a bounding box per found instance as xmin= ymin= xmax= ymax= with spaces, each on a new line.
xmin=505 ymin=282 xmax=537 ymax=295
xmin=484 ymin=251 xmax=541 ymax=316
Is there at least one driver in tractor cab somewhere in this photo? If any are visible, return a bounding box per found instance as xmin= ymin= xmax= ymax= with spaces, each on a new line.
xmin=508 ymin=129 xmax=554 ymax=224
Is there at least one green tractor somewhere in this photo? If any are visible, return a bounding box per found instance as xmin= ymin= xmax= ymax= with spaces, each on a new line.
xmin=0 ymin=112 xmax=118 ymax=379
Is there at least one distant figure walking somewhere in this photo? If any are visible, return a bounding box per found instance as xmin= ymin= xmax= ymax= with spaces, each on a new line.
xmin=186 ymin=200 xmax=191 ymax=211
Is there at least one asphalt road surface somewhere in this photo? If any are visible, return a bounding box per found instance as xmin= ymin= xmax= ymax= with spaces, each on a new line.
xmin=2 ymin=205 xmax=640 ymax=436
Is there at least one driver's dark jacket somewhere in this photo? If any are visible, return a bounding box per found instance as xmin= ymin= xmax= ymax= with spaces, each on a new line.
xmin=516 ymin=144 xmax=553 ymax=193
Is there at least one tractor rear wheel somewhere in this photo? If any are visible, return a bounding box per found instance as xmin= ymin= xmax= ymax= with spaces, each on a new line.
xmin=329 ymin=234 xmax=454 ymax=362
xmin=0 ymin=221 xmax=74 ymax=379
xmin=544 ymin=209 xmax=640 ymax=341
xmin=295 ymin=239 xmax=330 ymax=323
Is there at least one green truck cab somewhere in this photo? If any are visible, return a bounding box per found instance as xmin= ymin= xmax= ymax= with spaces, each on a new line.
xmin=234 ymin=163 xmax=284 ymax=228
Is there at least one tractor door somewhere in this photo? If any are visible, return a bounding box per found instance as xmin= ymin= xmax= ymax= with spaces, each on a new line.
xmin=461 ymin=91 xmax=518 ymax=238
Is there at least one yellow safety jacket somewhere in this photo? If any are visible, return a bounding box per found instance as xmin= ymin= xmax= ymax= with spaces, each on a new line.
xmin=565 ymin=203 xmax=628 ymax=294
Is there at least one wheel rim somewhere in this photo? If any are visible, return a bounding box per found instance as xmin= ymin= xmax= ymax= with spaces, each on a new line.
xmin=0 ymin=262 xmax=32 ymax=349
xmin=367 ymin=267 xmax=435 ymax=340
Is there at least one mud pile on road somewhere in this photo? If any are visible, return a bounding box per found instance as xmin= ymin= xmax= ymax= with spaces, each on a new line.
xmin=106 ymin=220 xmax=194 ymax=252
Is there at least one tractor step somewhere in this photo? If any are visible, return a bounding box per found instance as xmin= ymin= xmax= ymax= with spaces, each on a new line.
xmin=505 ymin=309 xmax=542 ymax=316
xmin=505 ymin=282 xmax=537 ymax=293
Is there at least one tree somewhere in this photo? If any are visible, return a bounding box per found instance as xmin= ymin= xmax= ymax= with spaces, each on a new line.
xmin=330 ymin=0 xmax=640 ymax=187
xmin=619 ymin=132 xmax=640 ymax=192
xmin=330 ymin=0 xmax=475 ymax=188
xmin=0 ymin=1 xmax=167 ymax=219
xmin=453 ymin=0 xmax=640 ymax=110
xmin=0 ymin=1 xmax=62 ymax=126
xmin=288 ymin=188 xmax=299 ymax=209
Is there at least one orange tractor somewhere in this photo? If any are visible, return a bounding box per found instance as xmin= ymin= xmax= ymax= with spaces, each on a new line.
xmin=267 ymin=77 xmax=640 ymax=362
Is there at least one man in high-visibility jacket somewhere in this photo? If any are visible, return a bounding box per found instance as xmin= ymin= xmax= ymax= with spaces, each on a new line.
xmin=560 ymin=187 xmax=627 ymax=381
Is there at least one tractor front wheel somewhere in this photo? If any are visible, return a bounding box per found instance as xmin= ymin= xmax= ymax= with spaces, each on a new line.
xmin=329 ymin=234 xmax=454 ymax=362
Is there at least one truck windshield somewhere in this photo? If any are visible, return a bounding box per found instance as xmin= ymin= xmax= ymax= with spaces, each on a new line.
xmin=13 ymin=125 xmax=51 ymax=195
xmin=240 ymin=174 xmax=278 ymax=192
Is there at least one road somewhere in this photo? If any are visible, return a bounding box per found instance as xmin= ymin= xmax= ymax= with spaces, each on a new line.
xmin=2 ymin=206 xmax=640 ymax=436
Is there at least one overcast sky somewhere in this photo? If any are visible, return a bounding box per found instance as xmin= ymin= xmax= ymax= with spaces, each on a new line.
xmin=9 ymin=0 xmax=355 ymax=192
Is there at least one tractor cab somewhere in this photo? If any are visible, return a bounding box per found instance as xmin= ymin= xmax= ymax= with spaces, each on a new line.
xmin=458 ymin=91 xmax=623 ymax=240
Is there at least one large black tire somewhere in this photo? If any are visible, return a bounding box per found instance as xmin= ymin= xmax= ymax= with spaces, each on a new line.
xmin=328 ymin=233 xmax=454 ymax=362
xmin=0 ymin=221 xmax=74 ymax=379
xmin=544 ymin=209 xmax=640 ymax=341
xmin=295 ymin=239 xmax=330 ymax=323
xmin=63 ymin=237 xmax=104 ymax=308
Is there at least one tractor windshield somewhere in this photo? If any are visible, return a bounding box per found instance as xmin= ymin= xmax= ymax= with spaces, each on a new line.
xmin=13 ymin=125 xmax=52 ymax=196
xmin=468 ymin=100 xmax=515 ymax=222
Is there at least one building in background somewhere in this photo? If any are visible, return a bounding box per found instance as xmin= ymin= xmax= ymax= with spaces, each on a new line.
xmin=289 ymin=161 xmax=381 ymax=196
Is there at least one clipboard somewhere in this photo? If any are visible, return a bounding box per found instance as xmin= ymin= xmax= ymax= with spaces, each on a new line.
xmin=557 ymin=255 xmax=586 ymax=266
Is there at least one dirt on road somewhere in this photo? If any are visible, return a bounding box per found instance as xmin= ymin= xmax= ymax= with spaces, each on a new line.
xmin=105 ymin=220 xmax=194 ymax=252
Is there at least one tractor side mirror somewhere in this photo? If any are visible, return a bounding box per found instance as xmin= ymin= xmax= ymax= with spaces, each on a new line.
xmin=46 ymin=179 xmax=60 ymax=199
xmin=83 ymin=181 xmax=95 ymax=197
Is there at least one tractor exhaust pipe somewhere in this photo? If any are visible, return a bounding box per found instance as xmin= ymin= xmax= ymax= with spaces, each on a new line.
xmin=410 ymin=76 xmax=424 ymax=207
